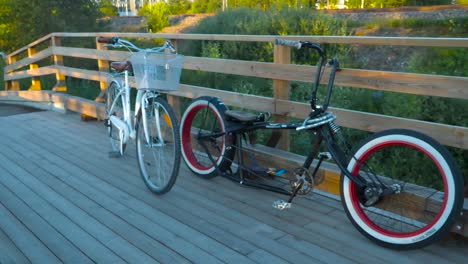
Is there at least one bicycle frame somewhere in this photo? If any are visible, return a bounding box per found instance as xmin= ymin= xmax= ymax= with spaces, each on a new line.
xmin=198 ymin=114 xmax=366 ymax=194
xmin=195 ymin=44 xmax=367 ymax=199
xmin=107 ymin=69 xmax=165 ymax=149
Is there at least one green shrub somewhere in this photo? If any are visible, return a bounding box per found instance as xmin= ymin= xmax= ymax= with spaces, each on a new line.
xmin=139 ymin=3 xmax=169 ymax=32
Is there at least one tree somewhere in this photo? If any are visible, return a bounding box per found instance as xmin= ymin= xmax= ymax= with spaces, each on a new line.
xmin=0 ymin=0 xmax=102 ymax=52
xmin=168 ymin=0 xmax=191 ymax=14
xmin=99 ymin=0 xmax=118 ymax=17
xmin=139 ymin=2 xmax=170 ymax=32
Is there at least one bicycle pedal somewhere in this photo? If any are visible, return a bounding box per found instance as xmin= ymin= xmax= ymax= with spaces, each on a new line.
xmin=318 ymin=152 xmax=332 ymax=160
xmin=108 ymin=151 xmax=122 ymax=158
xmin=272 ymin=200 xmax=291 ymax=210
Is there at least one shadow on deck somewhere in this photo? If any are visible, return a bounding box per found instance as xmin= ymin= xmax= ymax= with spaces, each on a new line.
xmin=0 ymin=109 xmax=466 ymax=263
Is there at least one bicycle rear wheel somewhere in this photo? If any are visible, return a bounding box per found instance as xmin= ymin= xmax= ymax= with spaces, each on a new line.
xmin=136 ymin=96 xmax=180 ymax=194
xmin=180 ymin=96 xmax=235 ymax=178
xmin=341 ymin=129 xmax=463 ymax=249
xmin=106 ymin=81 xmax=126 ymax=155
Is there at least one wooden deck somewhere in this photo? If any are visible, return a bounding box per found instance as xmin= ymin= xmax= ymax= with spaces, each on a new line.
xmin=0 ymin=109 xmax=466 ymax=263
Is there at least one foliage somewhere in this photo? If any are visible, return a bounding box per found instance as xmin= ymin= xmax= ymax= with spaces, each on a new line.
xmin=138 ymin=3 xmax=170 ymax=32
xmin=98 ymin=0 xmax=118 ymax=17
xmin=178 ymin=8 xmax=348 ymax=98
xmin=167 ymin=0 xmax=191 ymax=14
xmin=190 ymin=0 xmax=221 ymax=13
xmin=0 ymin=0 xmax=105 ymax=53
xmin=405 ymin=0 xmax=451 ymax=5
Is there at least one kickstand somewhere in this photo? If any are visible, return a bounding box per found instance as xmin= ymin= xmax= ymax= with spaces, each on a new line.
xmin=108 ymin=151 xmax=122 ymax=158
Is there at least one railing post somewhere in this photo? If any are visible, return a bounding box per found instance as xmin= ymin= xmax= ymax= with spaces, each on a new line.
xmin=95 ymin=37 xmax=109 ymax=103
xmin=5 ymin=55 xmax=20 ymax=90
xmin=28 ymin=46 xmax=42 ymax=90
xmin=166 ymin=39 xmax=181 ymax=119
xmin=272 ymin=44 xmax=291 ymax=151
xmin=51 ymin=36 xmax=67 ymax=92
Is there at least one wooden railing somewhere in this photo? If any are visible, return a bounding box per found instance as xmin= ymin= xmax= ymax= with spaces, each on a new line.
xmin=2 ymin=32 xmax=468 ymax=236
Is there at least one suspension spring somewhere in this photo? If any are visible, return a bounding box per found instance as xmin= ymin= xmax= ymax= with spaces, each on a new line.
xmin=329 ymin=121 xmax=340 ymax=133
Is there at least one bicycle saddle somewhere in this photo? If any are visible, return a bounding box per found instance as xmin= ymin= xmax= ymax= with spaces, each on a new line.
xmin=225 ymin=110 xmax=258 ymax=122
xmin=110 ymin=61 xmax=132 ymax=72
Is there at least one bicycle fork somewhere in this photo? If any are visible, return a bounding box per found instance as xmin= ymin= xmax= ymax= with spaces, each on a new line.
xmin=140 ymin=92 xmax=165 ymax=148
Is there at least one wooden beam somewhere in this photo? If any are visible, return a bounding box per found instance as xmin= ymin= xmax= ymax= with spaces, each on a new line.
xmin=4 ymin=66 xmax=57 ymax=81
xmin=27 ymin=47 xmax=42 ymax=91
xmin=52 ymin=32 xmax=468 ymax=48
xmin=4 ymin=48 xmax=53 ymax=73
xmin=272 ymin=43 xmax=291 ymax=151
xmin=51 ymin=37 xmax=67 ymax=92
xmin=172 ymin=85 xmax=468 ymax=150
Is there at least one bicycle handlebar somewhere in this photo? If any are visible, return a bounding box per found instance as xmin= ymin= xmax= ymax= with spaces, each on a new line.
xmin=97 ymin=36 xmax=176 ymax=53
xmin=274 ymin=39 xmax=302 ymax=49
xmin=97 ymin=36 xmax=118 ymax=45
xmin=275 ymin=39 xmax=324 ymax=58
xmin=275 ymin=38 xmax=337 ymax=116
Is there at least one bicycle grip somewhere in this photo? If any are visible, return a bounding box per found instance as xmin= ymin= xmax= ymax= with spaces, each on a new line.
xmin=274 ymin=39 xmax=302 ymax=49
xmin=97 ymin=36 xmax=118 ymax=44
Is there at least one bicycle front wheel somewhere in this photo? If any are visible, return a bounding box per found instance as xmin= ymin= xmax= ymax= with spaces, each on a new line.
xmin=106 ymin=81 xmax=126 ymax=155
xmin=341 ymin=129 xmax=463 ymax=249
xmin=136 ymin=96 xmax=180 ymax=194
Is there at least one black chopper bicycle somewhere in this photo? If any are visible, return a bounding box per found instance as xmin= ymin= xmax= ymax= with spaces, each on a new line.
xmin=179 ymin=39 xmax=464 ymax=249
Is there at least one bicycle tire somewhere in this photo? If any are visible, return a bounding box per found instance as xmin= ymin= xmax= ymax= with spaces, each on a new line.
xmin=340 ymin=129 xmax=463 ymax=249
xmin=180 ymin=96 xmax=235 ymax=178
xmin=106 ymin=81 xmax=126 ymax=155
xmin=136 ymin=96 xmax=180 ymax=194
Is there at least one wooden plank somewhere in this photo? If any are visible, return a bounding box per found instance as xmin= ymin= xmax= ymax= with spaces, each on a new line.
xmin=333 ymin=68 xmax=468 ymax=100
xmin=6 ymin=115 xmax=255 ymax=264
xmin=0 ymin=213 xmax=29 ymax=264
xmin=20 ymin=113 xmax=318 ymax=264
xmin=247 ymin=249 xmax=290 ymax=264
xmin=0 ymin=149 xmax=127 ymax=263
xmin=55 ymin=65 xmax=106 ymax=82
xmin=11 ymin=46 xmax=464 ymax=100
xmin=27 ymin=114 xmax=261 ymax=257
xmin=51 ymin=37 xmax=67 ymax=92
xmin=173 ymin=85 xmax=468 ymax=150
xmin=182 ymin=57 xmax=468 ymax=100
xmin=278 ymin=235 xmax=355 ymax=264
xmin=6 ymin=111 xmax=467 ymax=261
xmin=174 ymin=84 xmax=275 ymax=112
xmin=272 ymin=44 xmax=291 ymax=150
xmin=53 ymin=32 xmax=468 ymax=48
xmin=52 ymin=46 xmax=129 ymax=62
xmin=179 ymin=165 xmax=461 ymax=263
xmin=0 ymin=199 xmax=61 ymax=263
xmin=0 ymin=144 xmax=155 ymax=263
xmin=4 ymin=48 xmax=53 ymax=72
xmin=0 ymin=144 xmax=189 ymax=264
xmin=275 ymin=99 xmax=468 ymax=150
xmin=0 ymin=177 xmax=93 ymax=263
xmin=51 ymin=92 xmax=107 ymax=119
xmin=4 ymin=65 xmax=56 ymax=81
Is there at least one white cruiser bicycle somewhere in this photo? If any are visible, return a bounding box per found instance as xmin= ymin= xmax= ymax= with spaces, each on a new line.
xmin=99 ymin=36 xmax=182 ymax=194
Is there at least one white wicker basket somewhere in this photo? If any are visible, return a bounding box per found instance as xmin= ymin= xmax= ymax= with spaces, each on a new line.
xmin=130 ymin=52 xmax=183 ymax=90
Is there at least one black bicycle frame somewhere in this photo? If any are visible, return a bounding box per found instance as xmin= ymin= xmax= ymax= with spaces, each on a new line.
xmin=197 ymin=117 xmax=367 ymax=197
xmin=196 ymin=42 xmax=368 ymax=196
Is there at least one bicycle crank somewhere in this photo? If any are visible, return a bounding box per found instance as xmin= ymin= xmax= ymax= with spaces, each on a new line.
xmin=289 ymin=167 xmax=314 ymax=195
